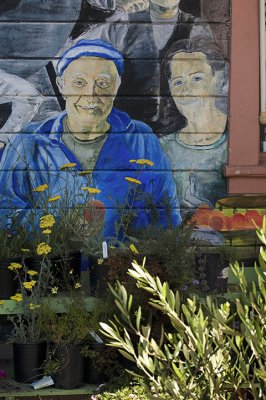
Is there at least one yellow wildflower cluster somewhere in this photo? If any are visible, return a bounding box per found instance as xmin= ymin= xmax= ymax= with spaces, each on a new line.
xmin=27 ymin=270 xmax=38 ymax=277
xmin=48 ymin=195 xmax=61 ymax=202
xmin=0 ymin=300 xmax=5 ymax=305
xmin=8 ymin=262 xmax=23 ymax=271
xmin=129 ymin=243 xmax=139 ymax=254
xmin=33 ymin=183 xmax=48 ymax=192
xmin=36 ymin=242 xmax=52 ymax=256
xmin=97 ymin=258 xmax=104 ymax=265
xmin=10 ymin=293 xmax=23 ymax=302
xmin=23 ymin=280 xmax=37 ymax=290
xmin=59 ymin=162 xmax=77 ymax=170
xmin=51 ymin=286 xmax=58 ymax=295
xmin=43 ymin=229 xmax=52 ymax=235
xmin=81 ymin=187 xmax=101 ymax=194
xmin=29 ymin=303 xmax=41 ymax=310
xmin=39 ymin=214 xmax=55 ymax=229
xmin=125 ymin=177 xmax=142 ymax=185
xmin=129 ymin=158 xmax=154 ymax=166
xmin=74 ymin=282 xmax=81 ymax=289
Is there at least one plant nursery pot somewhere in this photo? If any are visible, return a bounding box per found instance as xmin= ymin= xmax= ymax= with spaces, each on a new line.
xmin=13 ymin=341 xmax=47 ymax=383
xmin=197 ymin=250 xmax=228 ymax=293
xmin=84 ymin=343 xmax=106 ymax=384
xmin=0 ymin=259 xmax=18 ymax=299
xmin=89 ymin=257 xmax=108 ymax=297
xmin=54 ymin=344 xmax=84 ymax=389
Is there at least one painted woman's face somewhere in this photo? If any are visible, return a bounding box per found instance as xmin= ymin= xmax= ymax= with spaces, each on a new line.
xmin=170 ymin=52 xmax=218 ymax=114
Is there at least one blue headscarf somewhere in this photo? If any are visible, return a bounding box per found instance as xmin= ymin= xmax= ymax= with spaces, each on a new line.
xmin=56 ymin=39 xmax=124 ymax=76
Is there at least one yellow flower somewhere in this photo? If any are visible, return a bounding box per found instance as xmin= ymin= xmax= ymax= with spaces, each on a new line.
xmin=129 ymin=244 xmax=139 ymax=254
xmin=125 ymin=177 xmax=142 ymax=185
xmin=8 ymin=262 xmax=23 ymax=271
xmin=81 ymin=187 xmax=101 ymax=194
xmin=129 ymin=159 xmax=136 ymax=163
xmin=48 ymin=195 xmax=61 ymax=202
xmin=74 ymin=282 xmax=81 ymax=289
xmin=51 ymin=286 xmax=58 ymax=295
xmin=27 ymin=270 xmax=38 ymax=276
xmin=136 ymin=159 xmax=154 ymax=166
xmin=23 ymin=280 xmax=36 ymax=290
xmin=43 ymin=229 xmax=52 ymax=234
xmin=0 ymin=300 xmax=5 ymax=305
xmin=33 ymin=183 xmax=48 ymax=192
xmin=40 ymin=214 xmax=55 ymax=229
xmin=36 ymin=242 xmax=52 ymax=256
xmin=78 ymin=170 xmax=92 ymax=175
xmin=59 ymin=162 xmax=77 ymax=170
xmin=21 ymin=248 xmax=30 ymax=253
xmin=97 ymin=258 xmax=104 ymax=265
xmin=10 ymin=293 xmax=23 ymax=302
xmin=109 ymin=245 xmax=116 ymax=249
xmin=29 ymin=303 xmax=41 ymax=310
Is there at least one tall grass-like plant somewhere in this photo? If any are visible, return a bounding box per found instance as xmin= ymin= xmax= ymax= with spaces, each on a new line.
xmin=100 ymin=219 xmax=266 ymax=399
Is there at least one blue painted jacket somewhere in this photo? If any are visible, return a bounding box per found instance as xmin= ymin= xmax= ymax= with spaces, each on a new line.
xmin=0 ymin=108 xmax=181 ymax=238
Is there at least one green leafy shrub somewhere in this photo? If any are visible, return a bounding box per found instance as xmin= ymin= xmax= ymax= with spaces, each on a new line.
xmin=100 ymin=220 xmax=266 ymax=399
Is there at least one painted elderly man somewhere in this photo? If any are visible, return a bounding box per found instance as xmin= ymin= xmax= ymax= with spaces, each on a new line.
xmin=0 ymin=40 xmax=181 ymax=239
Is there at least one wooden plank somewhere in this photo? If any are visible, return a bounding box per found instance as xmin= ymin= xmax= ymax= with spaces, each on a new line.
xmin=0 ymin=297 xmax=101 ymax=315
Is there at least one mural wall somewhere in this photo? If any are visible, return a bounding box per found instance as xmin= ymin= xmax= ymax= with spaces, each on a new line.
xmin=1 ymin=0 xmax=252 ymax=291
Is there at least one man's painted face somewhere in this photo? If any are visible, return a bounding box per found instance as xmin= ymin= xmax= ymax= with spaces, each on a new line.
xmin=170 ymin=52 xmax=218 ymax=114
xmin=57 ymin=56 xmax=119 ymax=129
xmin=150 ymin=0 xmax=180 ymax=7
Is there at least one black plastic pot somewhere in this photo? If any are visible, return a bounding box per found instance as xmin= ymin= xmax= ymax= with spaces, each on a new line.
xmin=89 ymin=258 xmax=108 ymax=297
xmin=13 ymin=342 xmax=47 ymax=383
xmin=84 ymin=343 xmax=106 ymax=384
xmin=54 ymin=344 xmax=84 ymax=389
xmin=0 ymin=259 xmax=18 ymax=299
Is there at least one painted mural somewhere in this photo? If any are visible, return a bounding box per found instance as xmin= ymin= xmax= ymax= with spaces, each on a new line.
xmin=0 ymin=0 xmax=233 ymax=258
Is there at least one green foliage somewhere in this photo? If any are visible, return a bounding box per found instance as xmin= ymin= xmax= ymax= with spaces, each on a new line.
xmin=0 ymin=215 xmax=28 ymax=259
xmin=91 ymin=371 xmax=150 ymax=399
xmin=7 ymin=255 xmax=54 ymax=343
xmin=100 ymin=219 xmax=266 ymax=399
xmin=38 ymin=292 xmax=91 ymax=346
xmin=133 ymin=224 xmax=197 ymax=291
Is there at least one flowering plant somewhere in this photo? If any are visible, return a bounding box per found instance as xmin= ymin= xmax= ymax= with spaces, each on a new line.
xmin=24 ymin=164 xmax=105 ymax=259
xmin=7 ymin=252 xmax=54 ymax=343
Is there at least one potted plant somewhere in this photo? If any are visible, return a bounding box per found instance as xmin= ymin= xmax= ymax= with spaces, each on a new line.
xmin=24 ymin=180 xmax=104 ymax=291
xmin=7 ymin=249 xmax=53 ymax=383
xmin=38 ymin=288 xmax=91 ymax=389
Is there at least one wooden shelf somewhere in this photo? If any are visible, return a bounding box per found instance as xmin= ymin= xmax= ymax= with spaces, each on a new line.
xmin=0 ymin=296 xmax=101 ymax=315
xmin=0 ymin=360 xmax=98 ymax=399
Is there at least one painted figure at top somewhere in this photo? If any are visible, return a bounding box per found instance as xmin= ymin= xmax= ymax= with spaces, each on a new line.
xmin=0 ymin=40 xmax=181 ymax=239
xmin=72 ymin=0 xmax=212 ymax=135
xmin=160 ymin=37 xmax=228 ymax=212
xmin=115 ymin=0 xmax=213 ymax=134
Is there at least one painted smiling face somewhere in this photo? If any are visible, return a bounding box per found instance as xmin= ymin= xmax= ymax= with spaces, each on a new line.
xmin=57 ymin=56 xmax=119 ymax=132
xmin=170 ymin=51 xmax=218 ymax=115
